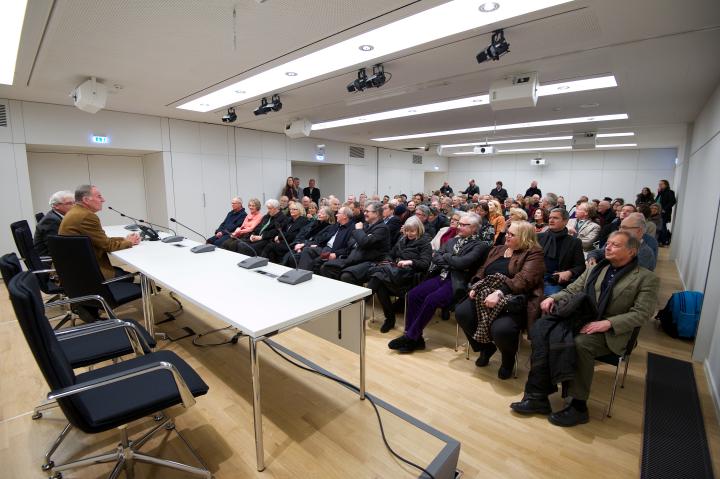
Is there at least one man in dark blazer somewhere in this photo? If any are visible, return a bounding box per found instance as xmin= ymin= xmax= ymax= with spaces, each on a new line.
xmin=34 ymin=190 xmax=75 ymax=256
xmin=302 ymin=178 xmax=321 ymax=205
xmin=322 ymin=201 xmax=390 ymax=283
xmin=511 ymin=231 xmax=659 ymax=427
xmin=207 ymin=197 xmax=247 ymax=246
xmin=538 ymin=208 xmax=586 ymax=296
xmin=461 ymin=179 xmax=480 ymax=196
xmin=297 ymin=207 xmax=355 ymax=272
xmin=381 ymin=202 xmax=402 ymax=245
xmin=489 ymin=181 xmax=509 ymax=202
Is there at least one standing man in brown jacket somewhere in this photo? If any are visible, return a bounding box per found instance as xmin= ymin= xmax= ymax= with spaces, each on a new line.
xmin=59 ymin=184 xmax=140 ymax=280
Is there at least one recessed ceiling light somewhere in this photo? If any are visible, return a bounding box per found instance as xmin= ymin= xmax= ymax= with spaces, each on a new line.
xmin=0 ymin=0 xmax=28 ymax=85
xmin=312 ymin=75 xmax=617 ymax=131
xmin=178 ymin=0 xmax=573 ymax=112
xmin=234 ymin=90 xmax=246 ymax=94
xmin=596 ymin=143 xmax=637 ymax=148
xmin=285 ymin=72 xmax=298 ymax=77
xmin=479 ymin=2 xmax=500 ymax=13
xmin=557 ymin=85 xmax=570 ymax=90
xmin=372 ymin=114 xmax=629 ymax=141
xmin=359 ymin=45 xmax=374 ymax=52
xmin=433 ymin=165 xmax=440 ymax=170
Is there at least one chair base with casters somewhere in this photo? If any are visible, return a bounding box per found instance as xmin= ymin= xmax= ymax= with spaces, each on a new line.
xmin=595 ymin=325 xmax=642 ymax=418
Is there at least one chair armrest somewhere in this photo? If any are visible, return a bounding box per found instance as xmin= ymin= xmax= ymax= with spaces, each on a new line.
xmin=47 ymin=360 xmax=196 ymax=408
xmin=102 ymin=272 xmax=140 ymax=285
xmin=46 ymin=295 xmax=116 ymax=319
xmin=40 ymin=256 xmax=53 ymax=264
xmin=55 ymin=319 xmax=149 ymax=355
xmin=30 ymin=269 xmax=56 ymax=275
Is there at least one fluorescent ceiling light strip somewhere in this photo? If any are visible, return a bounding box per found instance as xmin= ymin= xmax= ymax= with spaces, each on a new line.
xmin=0 ymin=0 xmax=29 ymax=85
xmin=497 ymin=146 xmax=572 ymax=153
xmin=313 ymin=75 xmax=616 ymax=131
xmin=536 ymin=76 xmax=617 ymax=96
xmin=442 ymin=136 xmax=572 ymax=148
xmin=373 ymin=114 xmax=629 ymax=141
xmin=596 ymin=132 xmax=634 ymax=138
xmin=312 ymin=95 xmax=490 ymax=130
xmin=178 ymin=0 xmax=573 ymax=112
xmin=596 ymin=143 xmax=637 ymax=148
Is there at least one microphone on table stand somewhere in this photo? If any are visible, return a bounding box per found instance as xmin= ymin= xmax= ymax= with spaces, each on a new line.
xmin=235 ymin=240 xmax=269 ymax=269
xmin=275 ymin=226 xmax=312 ymax=285
xmin=139 ymin=219 xmax=184 ymax=243
xmin=107 ymin=206 xmax=140 ymax=231
xmin=169 ymin=218 xmax=215 ymax=253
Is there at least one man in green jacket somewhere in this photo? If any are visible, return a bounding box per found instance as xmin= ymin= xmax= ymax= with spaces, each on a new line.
xmin=511 ymin=230 xmax=659 ymax=426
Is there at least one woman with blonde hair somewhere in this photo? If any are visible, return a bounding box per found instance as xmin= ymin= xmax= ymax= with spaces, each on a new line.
xmin=488 ymin=199 xmax=506 ymax=243
xmin=454 ymin=221 xmax=545 ymax=379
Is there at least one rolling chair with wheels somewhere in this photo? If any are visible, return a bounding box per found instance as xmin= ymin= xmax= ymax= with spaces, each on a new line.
xmin=595 ymin=325 xmax=642 ymax=417
xmin=8 ymin=271 xmax=211 ymax=479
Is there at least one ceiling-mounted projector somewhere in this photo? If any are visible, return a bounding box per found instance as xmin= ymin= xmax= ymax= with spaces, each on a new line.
xmin=531 ymin=157 xmax=546 ymax=166
xmin=489 ymin=72 xmax=538 ymax=111
xmin=473 ymin=145 xmax=495 ymax=155
xmin=572 ymin=132 xmax=597 ymax=150
xmin=285 ymin=118 xmax=312 ymax=139
xmin=72 ymin=77 xmax=107 ymax=114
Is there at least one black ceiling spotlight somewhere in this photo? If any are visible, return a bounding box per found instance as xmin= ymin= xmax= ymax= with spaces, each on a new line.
xmin=347 ymin=64 xmax=390 ymax=93
xmin=476 ymin=29 xmax=510 ymax=63
xmin=221 ymin=107 xmax=237 ymax=123
xmin=347 ymin=68 xmax=369 ymax=92
xmin=253 ymin=94 xmax=282 ymax=116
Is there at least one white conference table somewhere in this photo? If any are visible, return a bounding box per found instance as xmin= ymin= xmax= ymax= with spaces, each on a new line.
xmin=105 ymin=226 xmax=370 ymax=471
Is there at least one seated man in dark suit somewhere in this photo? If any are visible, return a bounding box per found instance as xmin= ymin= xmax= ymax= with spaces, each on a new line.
xmin=34 ymin=190 xmax=75 ymax=256
xmin=510 ymin=231 xmax=659 ymax=426
xmin=321 ymin=201 xmax=390 ymax=283
xmin=297 ymin=207 xmax=355 ymax=272
xmin=381 ymin=202 xmax=402 ymax=245
xmin=538 ymin=208 xmax=586 ymax=296
xmin=302 ymin=178 xmax=321 ymax=205
xmin=207 ymin=197 xmax=247 ymax=246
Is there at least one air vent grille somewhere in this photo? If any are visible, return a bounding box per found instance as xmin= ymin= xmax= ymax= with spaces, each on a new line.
xmin=349 ymin=146 xmax=365 ymax=158
xmin=412 ymin=154 xmax=423 ymax=164
xmin=0 ymin=104 xmax=7 ymax=128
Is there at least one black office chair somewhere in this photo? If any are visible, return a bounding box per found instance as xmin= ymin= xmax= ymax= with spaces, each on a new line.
xmin=8 ymin=271 xmax=211 ymax=479
xmin=46 ymin=235 xmax=142 ymax=314
xmin=595 ymin=325 xmax=642 ymax=417
xmin=10 ymin=220 xmax=64 ymax=300
xmin=35 ymin=211 xmax=45 ymax=223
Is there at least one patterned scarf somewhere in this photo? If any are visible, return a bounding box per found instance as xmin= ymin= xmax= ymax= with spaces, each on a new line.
xmin=471 ymin=273 xmax=512 ymax=343
xmin=439 ymin=234 xmax=478 ymax=279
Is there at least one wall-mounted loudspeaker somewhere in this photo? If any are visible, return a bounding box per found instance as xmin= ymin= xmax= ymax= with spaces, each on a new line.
xmin=72 ymin=77 xmax=107 ymax=114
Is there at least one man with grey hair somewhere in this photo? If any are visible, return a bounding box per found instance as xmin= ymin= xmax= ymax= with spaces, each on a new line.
xmin=59 ymin=185 xmax=140 ymax=280
xmin=321 ymin=201 xmax=390 ymax=283
xmin=34 ymin=190 xmax=75 ymax=256
xmin=586 ymin=212 xmax=657 ymax=271
xmin=512 ymin=230 xmax=658 ymax=427
xmin=297 ymin=206 xmax=355 ymax=271
xmin=208 ymin=197 xmax=246 ymax=246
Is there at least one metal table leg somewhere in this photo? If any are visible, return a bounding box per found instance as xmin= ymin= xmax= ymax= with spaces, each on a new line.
xmin=140 ymin=274 xmax=155 ymax=339
xmin=250 ymin=337 xmax=265 ymax=471
xmin=360 ymin=298 xmax=366 ymax=400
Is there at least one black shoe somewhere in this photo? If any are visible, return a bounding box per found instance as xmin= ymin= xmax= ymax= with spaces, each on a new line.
xmin=388 ymin=335 xmax=412 ymax=350
xmin=380 ymin=318 xmax=395 ymax=333
xmin=497 ymin=365 xmax=513 ymax=380
xmin=398 ymin=337 xmax=426 ymax=354
xmin=548 ymin=405 xmax=590 ymax=427
xmin=510 ymin=394 xmax=552 ymax=415
xmin=474 ymin=343 xmax=497 ymax=367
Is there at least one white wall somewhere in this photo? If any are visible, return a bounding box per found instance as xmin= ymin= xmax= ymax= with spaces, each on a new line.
xmin=27 ymin=152 xmax=149 ymax=226
xmin=377 ymin=149 xmax=448 ymax=198
xmin=448 ymin=148 xmax=676 ymax=202
xmin=291 ymin=164 xmax=320 ymax=190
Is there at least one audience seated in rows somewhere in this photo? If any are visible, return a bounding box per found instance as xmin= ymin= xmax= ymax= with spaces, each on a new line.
xmin=297 ymin=206 xmax=355 ymax=272
xmin=538 ymin=208 xmax=586 ymax=296
xmin=222 ymin=199 xmax=286 ymax=255
xmin=261 ymin=201 xmax=308 ymax=261
xmin=207 ymin=197 xmax=247 ymax=246
xmin=566 ymin=202 xmax=600 ymax=251
xmin=586 ymin=213 xmax=658 ymax=271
